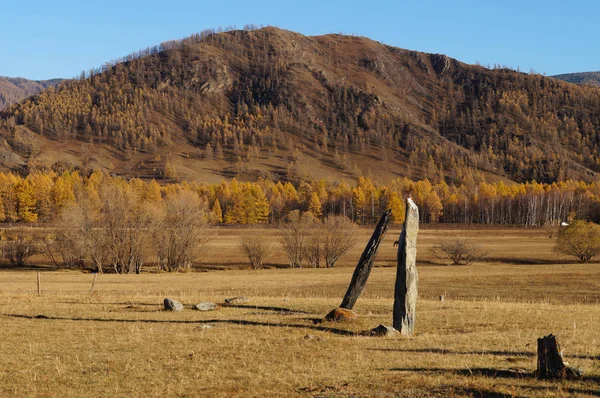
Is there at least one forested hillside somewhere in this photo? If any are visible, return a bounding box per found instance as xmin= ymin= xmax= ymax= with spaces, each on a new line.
xmin=0 ymin=77 xmax=64 ymax=110
xmin=553 ymin=72 xmax=600 ymax=87
xmin=1 ymin=27 xmax=600 ymax=185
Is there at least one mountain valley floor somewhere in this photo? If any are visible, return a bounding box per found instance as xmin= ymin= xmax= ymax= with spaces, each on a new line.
xmin=0 ymin=227 xmax=599 ymax=397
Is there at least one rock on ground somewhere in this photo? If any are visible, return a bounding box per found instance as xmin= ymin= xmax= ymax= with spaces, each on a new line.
xmin=324 ymin=307 xmax=357 ymax=322
xmin=195 ymin=302 xmax=218 ymax=311
xmin=164 ymin=298 xmax=184 ymax=311
xmin=361 ymin=324 xmax=399 ymax=337
xmin=224 ymin=296 xmax=249 ymax=304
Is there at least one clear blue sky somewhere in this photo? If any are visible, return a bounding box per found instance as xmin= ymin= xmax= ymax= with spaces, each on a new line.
xmin=1 ymin=0 xmax=598 ymax=80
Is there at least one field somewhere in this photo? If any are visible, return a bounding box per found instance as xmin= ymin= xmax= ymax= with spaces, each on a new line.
xmin=1 ymin=227 xmax=599 ymax=397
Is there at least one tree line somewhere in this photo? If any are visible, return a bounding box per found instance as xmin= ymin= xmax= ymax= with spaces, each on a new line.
xmin=1 ymin=171 xmax=600 ymax=227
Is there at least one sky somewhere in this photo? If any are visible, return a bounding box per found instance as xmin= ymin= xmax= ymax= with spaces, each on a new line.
xmin=1 ymin=0 xmax=599 ymax=80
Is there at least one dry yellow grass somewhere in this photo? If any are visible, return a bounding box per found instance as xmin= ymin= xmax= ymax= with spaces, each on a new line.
xmin=1 ymin=228 xmax=599 ymax=397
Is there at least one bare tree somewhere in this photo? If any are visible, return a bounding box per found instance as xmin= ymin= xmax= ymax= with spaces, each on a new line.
xmin=322 ymin=216 xmax=357 ymax=268
xmin=3 ymin=232 xmax=38 ymax=267
xmin=280 ymin=211 xmax=313 ymax=268
xmin=436 ymin=239 xmax=488 ymax=265
xmin=58 ymin=191 xmax=106 ymax=272
xmin=305 ymin=233 xmax=322 ymax=268
xmin=98 ymin=183 xmax=156 ymax=274
xmin=240 ymin=232 xmax=271 ymax=269
xmin=154 ymin=191 xmax=208 ymax=271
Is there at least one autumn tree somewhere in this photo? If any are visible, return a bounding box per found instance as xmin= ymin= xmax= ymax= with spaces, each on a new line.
xmin=554 ymin=220 xmax=600 ymax=263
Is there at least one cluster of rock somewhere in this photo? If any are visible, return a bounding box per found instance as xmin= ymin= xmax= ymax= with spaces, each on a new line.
xmin=163 ymin=296 xmax=249 ymax=312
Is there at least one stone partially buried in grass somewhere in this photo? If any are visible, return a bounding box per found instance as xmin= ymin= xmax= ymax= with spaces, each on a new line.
xmin=164 ymin=298 xmax=184 ymax=311
xmin=325 ymin=307 xmax=357 ymax=322
xmin=195 ymin=302 xmax=218 ymax=311
xmin=361 ymin=324 xmax=398 ymax=337
xmin=224 ymin=296 xmax=249 ymax=304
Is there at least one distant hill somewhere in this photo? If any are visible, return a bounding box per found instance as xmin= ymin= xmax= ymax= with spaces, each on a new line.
xmin=1 ymin=27 xmax=600 ymax=184
xmin=0 ymin=77 xmax=64 ymax=110
xmin=552 ymin=72 xmax=600 ymax=87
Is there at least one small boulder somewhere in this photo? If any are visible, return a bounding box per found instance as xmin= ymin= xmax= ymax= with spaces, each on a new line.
xmin=164 ymin=298 xmax=184 ymax=311
xmin=195 ymin=302 xmax=218 ymax=311
xmin=362 ymin=324 xmax=399 ymax=337
xmin=324 ymin=307 xmax=357 ymax=322
xmin=303 ymin=334 xmax=323 ymax=342
xmin=224 ymin=296 xmax=249 ymax=304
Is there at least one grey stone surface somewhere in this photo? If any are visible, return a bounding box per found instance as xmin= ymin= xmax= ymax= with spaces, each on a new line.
xmin=164 ymin=298 xmax=184 ymax=311
xmin=340 ymin=210 xmax=392 ymax=310
xmin=393 ymin=198 xmax=419 ymax=336
xmin=363 ymin=324 xmax=398 ymax=337
xmin=195 ymin=302 xmax=218 ymax=311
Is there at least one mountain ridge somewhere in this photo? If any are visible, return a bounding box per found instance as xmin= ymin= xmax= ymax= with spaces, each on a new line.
xmin=552 ymin=71 xmax=600 ymax=87
xmin=1 ymin=27 xmax=600 ymax=185
xmin=0 ymin=76 xmax=64 ymax=110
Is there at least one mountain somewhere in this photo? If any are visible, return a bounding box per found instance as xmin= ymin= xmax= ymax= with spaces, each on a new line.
xmin=0 ymin=77 xmax=64 ymax=110
xmin=1 ymin=27 xmax=600 ymax=184
xmin=552 ymin=72 xmax=600 ymax=88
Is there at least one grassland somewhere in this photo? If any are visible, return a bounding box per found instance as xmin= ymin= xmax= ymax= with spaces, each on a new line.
xmin=1 ymin=227 xmax=599 ymax=397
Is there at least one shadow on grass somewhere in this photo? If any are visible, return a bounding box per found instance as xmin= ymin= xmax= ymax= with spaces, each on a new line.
xmin=481 ymin=257 xmax=570 ymax=265
xmin=0 ymin=313 xmax=357 ymax=336
xmin=389 ymin=368 xmax=600 ymax=396
xmin=371 ymin=347 xmax=600 ymax=361
xmin=56 ymin=301 xmax=312 ymax=315
xmin=390 ymin=367 xmax=531 ymax=379
xmin=221 ymin=304 xmax=311 ymax=314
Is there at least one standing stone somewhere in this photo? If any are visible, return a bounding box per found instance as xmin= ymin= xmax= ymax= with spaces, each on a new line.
xmin=340 ymin=210 xmax=392 ymax=310
xmin=164 ymin=298 xmax=184 ymax=311
xmin=393 ymin=198 xmax=419 ymax=336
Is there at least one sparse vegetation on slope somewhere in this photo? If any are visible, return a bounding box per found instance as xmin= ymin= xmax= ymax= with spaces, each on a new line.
xmin=1 ymin=27 xmax=600 ymax=183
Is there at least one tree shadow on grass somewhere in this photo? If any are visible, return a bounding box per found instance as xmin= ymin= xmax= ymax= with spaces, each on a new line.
xmin=389 ymin=367 xmax=531 ymax=379
xmin=221 ymin=304 xmax=312 ymax=314
xmin=0 ymin=313 xmax=357 ymax=336
xmin=370 ymin=347 xmax=600 ymax=361
xmin=56 ymin=301 xmax=313 ymax=315
xmin=389 ymin=368 xmax=600 ymax=396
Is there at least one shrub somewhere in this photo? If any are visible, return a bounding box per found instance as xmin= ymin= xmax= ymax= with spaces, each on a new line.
xmin=436 ymin=239 xmax=487 ymax=265
xmin=3 ymin=232 xmax=38 ymax=267
xmin=241 ymin=233 xmax=271 ymax=269
xmin=554 ymin=220 xmax=600 ymax=263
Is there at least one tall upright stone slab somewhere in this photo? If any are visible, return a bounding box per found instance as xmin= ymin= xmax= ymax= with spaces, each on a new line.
xmin=393 ymin=198 xmax=419 ymax=336
xmin=339 ymin=210 xmax=392 ymax=310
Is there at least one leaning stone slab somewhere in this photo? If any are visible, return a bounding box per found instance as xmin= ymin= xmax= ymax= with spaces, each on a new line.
xmin=224 ymin=296 xmax=249 ymax=304
xmin=361 ymin=324 xmax=399 ymax=337
xmin=164 ymin=298 xmax=184 ymax=311
xmin=195 ymin=302 xmax=218 ymax=311
xmin=324 ymin=307 xmax=357 ymax=322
